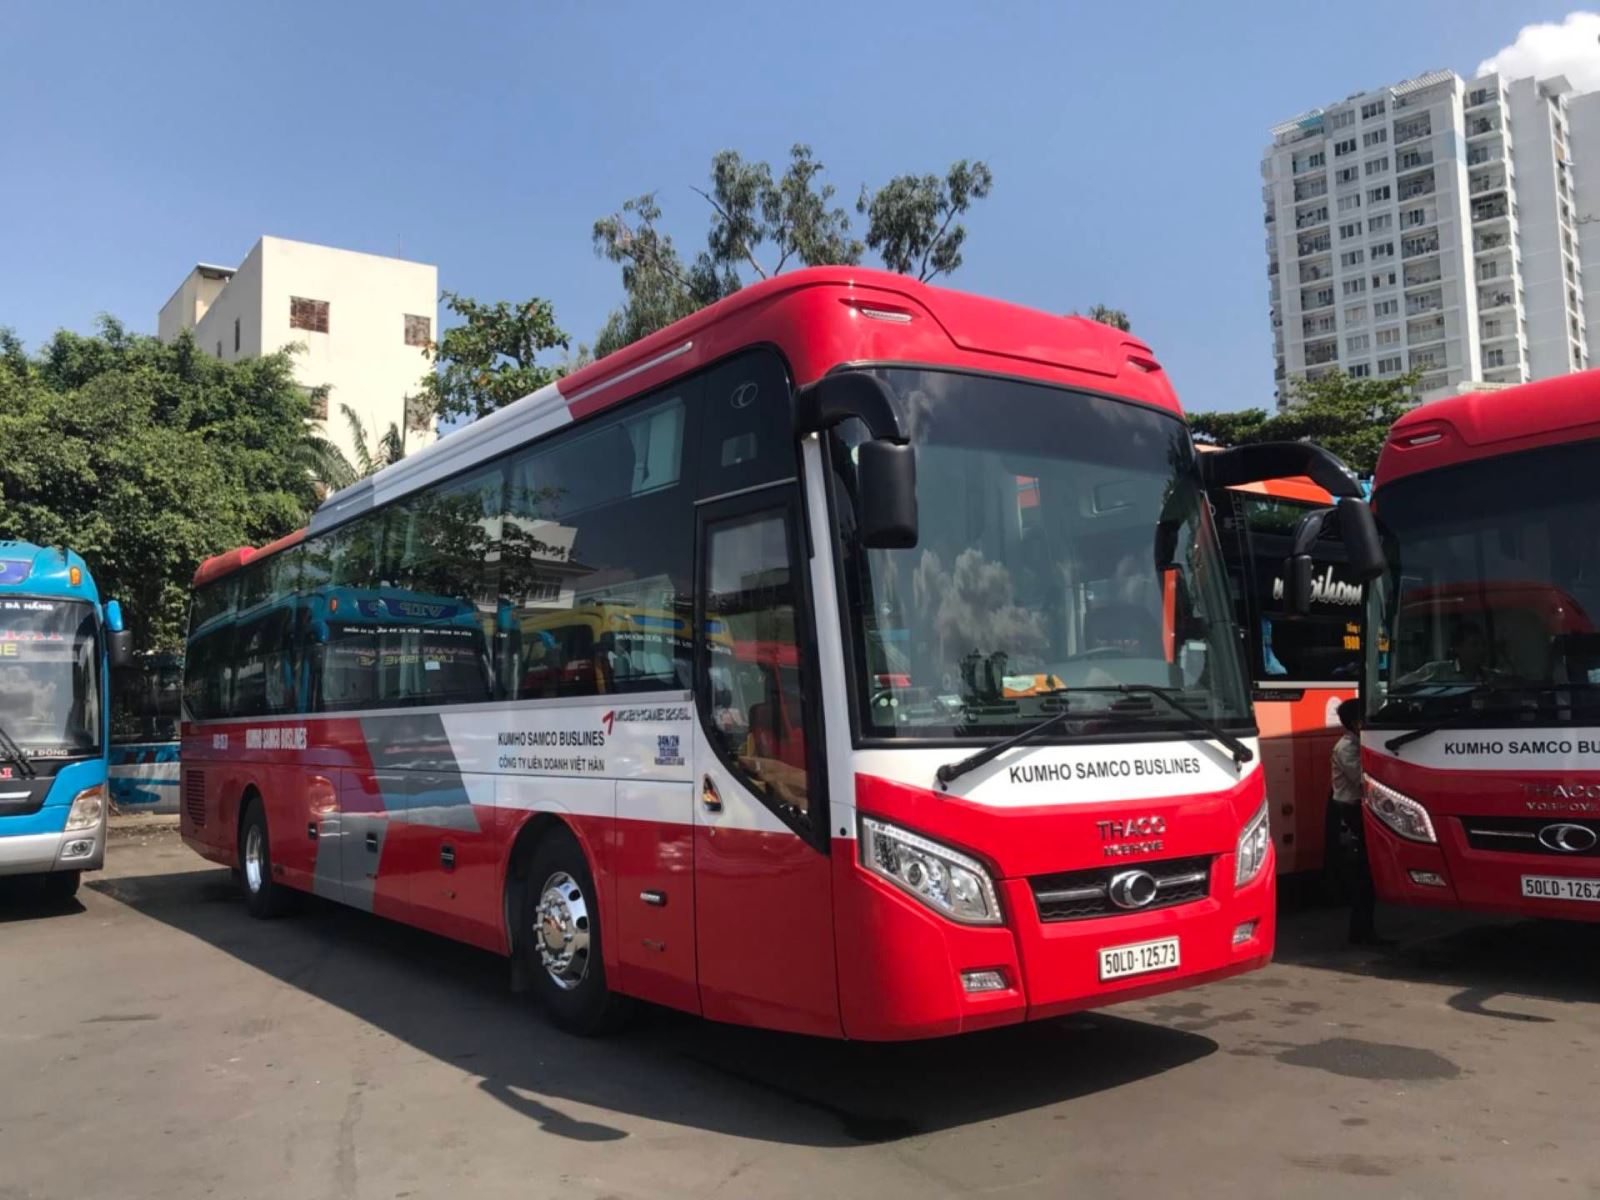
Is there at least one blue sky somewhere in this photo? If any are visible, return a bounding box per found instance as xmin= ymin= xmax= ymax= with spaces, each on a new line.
xmin=0 ymin=2 xmax=1588 ymax=413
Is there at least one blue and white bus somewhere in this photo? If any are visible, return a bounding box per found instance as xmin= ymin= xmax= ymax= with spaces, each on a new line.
xmin=109 ymin=653 xmax=182 ymax=814
xmin=0 ymin=541 xmax=132 ymax=900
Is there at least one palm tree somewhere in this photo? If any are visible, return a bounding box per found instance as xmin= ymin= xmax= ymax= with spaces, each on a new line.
xmin=296 ymin=403 xmax=406 ymax=502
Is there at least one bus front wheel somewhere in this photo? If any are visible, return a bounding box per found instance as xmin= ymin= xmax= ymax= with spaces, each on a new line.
xmin=238 ymin=797 xmax=295 ymax=919
xmin=42 ymin=870 xmax=80 ymax=903
xmin=519 ymin=826 xmax=628 ymax=1035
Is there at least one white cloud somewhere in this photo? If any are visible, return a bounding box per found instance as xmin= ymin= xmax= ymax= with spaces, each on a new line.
xmin=1476 ymin=11 xmax=1600 ymax=91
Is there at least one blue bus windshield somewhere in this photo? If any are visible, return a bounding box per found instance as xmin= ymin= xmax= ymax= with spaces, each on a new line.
xmin=0 ymin=596 xmax=101 ymax=756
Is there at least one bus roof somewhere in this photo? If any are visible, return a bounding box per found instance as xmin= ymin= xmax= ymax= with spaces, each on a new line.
xmin=1375 ymin=369 xmax=1600 ymax=490
xmin=198 ymin=268 xmax=1178 ymax=588
xmin=0 ymin=540 xmax=100 ymax=603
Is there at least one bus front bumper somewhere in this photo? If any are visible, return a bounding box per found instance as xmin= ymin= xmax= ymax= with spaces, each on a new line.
xmin=0 ymin=822 xmax=106 ymax=877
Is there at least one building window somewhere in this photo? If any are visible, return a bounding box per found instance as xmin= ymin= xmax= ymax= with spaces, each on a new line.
xmin=1375 ymin=299 xmax=1399 ymax=318
xmin=1345 ymin=304 xmax=1367 ymax=325
xmin=1347 ymin=334 xmax=1370 ymax=353
xmin=1336 ymin=167 xmax=1359 ymax=185
xmin=1376 ymin=326 xmax=1401 ymax=346
xmin=1343 ymin=278 xmax=1366 ymax=296
xmin=1339 ymin=222 xmax=1361 ymax=240
xmin=1328 ymin=110 xmax=1355 ymax=131
xmin=233 ymin=316 xmax=241 ymax=353
xmin=1364 ymin=156 xmax=1390 ymax=176
xmin=1341 ymin=250 xmax=1365 ymax=268
xmin=1349 ymin=363 xmax=1372 ymax=378
xmin=1337 ymin=194 xmax=1362 ymax=213
xmin=1377 ymin=355 xmax=1403 ymax=374
xmin=1372 ymin=270 xmax=1397 ymax=289
xmin=289 ymin=296 xmax=330 ymax=334
xmin=303 ymin=386 xmax=330 ymax=421
xmin=1368 ymin=185 xmax=1392 ymax=203
xmin=1370 ymin=242 xmax=1395 ymax=261
xmin=1368 ymin=213 xmax=1393 ymax=233
xmin=216 ymin=341 xmax=223 ymax=358
xmin=1335 ymin=138 xmax=1357 ymax=157
xmin=1361 ymin=100 xmax=1386 ymax=120
xmin=1363 ymin=129 xmax=1388 ymax=147
xmin=404 ymin=314 xmax=431 ymax=348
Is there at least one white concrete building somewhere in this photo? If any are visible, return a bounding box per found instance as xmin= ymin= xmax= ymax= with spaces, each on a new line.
xmin=1262 ymin=69 xmax=1589 ymax=407
xmin=158 ymin=236 xmax=439 ymax=463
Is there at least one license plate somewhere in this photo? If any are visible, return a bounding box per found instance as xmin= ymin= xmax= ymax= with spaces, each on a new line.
xmin=1521 ymin=875 xmax=1600 ymax=903
xmin=1099 ymin=936 xmax=1180 ymax=981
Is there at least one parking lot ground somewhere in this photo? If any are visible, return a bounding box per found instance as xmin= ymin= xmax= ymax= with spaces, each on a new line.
xmin=2 ymin=827 xmax=1598 ymax=1200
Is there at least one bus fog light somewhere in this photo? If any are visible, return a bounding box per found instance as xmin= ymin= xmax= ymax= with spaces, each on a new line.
xmin=1409 ymin=870 xmax=1447 ymax=888
xmin=1235 ymin=800 xmax=1271 ymax=886
xmin=62 ymin=839 xmax=95 ymax=859
xmin=64 ymin=785 xmax=106 ymax=832
xmin=961 ymin=969 xmax=1008 ymax=994
xmin=1232 ymin=920 xmax=1258 ymax=945
xmin=860 ymin=817 xmax=1001 ymax=925
xmin=1363 ymin=776 xmax=1436 ymax=843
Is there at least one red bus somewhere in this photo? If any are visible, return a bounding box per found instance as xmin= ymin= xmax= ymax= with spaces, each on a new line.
xmin=1211 ymin=472 xmax=1363 ymax=875
xmin=1362 ymin=369 xmax=1600 ymax=920
xmin=179 ymin=267 xmax=1378 ymax=1038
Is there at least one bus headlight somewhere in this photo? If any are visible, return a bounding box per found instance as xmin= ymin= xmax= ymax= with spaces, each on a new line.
xmin=859 ymin=817 xmax=1001 ymax=925
xmin=65 ymin=784 xmax=106 ymax=831
xmin=1364 ymin=776 xmax=1436 ymax=843
xmin=1235 ymin=799 xmax=1271 ymax=887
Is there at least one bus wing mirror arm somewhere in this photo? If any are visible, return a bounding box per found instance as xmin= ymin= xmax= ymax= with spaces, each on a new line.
xmin=795 ymin=373 xmax=917 ymax=550
xmin=1199 ymin=441 xmax=1364 ymax=499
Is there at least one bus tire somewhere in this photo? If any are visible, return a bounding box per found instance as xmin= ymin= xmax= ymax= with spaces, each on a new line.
xmin=519 ymin=826 xmax=627 ymax=1035
xmin=238 ymin=796 xmax=294 ymax=919
xmin=42 ymin=870 xmax=80 ymax=903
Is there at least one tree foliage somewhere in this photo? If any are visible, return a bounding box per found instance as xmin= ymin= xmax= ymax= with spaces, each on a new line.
xmin=1186 ymin=369 xmax=1421 ymax=476
xmin=420 ymin=290 xmax=570 ymax=423
xmin=593 ymin=145 xmax=993 ymax=357
xmin=1073 ymin=304 xmax=1131 ymax=331
xmin=0 ymin=320 xmax=318 ymax=651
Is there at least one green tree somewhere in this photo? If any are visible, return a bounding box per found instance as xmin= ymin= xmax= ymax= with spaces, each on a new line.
xmin=593 ymin=146 xmax=993 ymax=357
xmin=0 ymin=320 xmax=316 ymax=651
xmin=1186 ymin=369 xmax=1421 ymax=476
xmin=419 ymin=290 xmax=571 ymax=423
xmin=1072 ymin=304 xmax=1132 ymax=331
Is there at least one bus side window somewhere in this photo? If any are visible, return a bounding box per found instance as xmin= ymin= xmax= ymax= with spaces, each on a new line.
xmin=701 ymin=507 xmax=813 ymax=821
xmin=696 ymin=350 xmax=796 ymax=500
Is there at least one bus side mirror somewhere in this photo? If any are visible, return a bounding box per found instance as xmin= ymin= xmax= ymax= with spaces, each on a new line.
xmin=796 ymin=372 xmax=918 ymax=549
xmin=856 ymin=440 xmax=917 ymax=549
xmin=1335 ymin=496 xmax=1385 ymax=581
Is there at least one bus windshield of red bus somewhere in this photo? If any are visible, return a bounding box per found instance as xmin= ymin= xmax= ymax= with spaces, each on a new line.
xmin=828 ymin=369 xmax=1252 ymax=741
xmin=0 ymin=596 xmax=101 ymax=757
xmin=1366 ymin=438 xmax=1600 ymax=725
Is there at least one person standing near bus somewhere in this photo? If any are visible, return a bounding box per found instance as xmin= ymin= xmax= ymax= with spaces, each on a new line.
xmin=1328 ymin=697 xmax=1386 ymax=946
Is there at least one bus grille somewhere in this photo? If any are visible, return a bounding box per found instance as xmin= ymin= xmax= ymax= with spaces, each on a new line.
xmin=1029 ymin=855 xmax=1213 ymax=922
xmin=1462 ymin=816 xmax=1600 ymax=858
xmin=184 ymin=770 xmax=206 ymax=827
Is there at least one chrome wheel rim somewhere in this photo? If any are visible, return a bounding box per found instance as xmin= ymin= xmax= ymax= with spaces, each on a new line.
xmin=534 ymin=871 xmax=591 ymax=990
xmin=244 ymin=824 xmax=264 ymax=894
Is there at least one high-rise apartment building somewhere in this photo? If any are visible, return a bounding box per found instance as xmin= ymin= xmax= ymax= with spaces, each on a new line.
xmin=159 ymin=236 xmax=439 ymax=464
xmin=1262 ymin=69 xmax=1589 ymax=407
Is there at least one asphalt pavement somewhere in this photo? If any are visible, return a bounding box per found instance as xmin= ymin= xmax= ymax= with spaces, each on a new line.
xmin=1 ymin=824 xmax=1597 ymax=1200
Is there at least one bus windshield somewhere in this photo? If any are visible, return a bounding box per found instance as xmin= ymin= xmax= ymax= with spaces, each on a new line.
xmin=830 ymin=369 xmax=1252 ymax=741
xmin=0 ymin=596 xmax=101 ymax=756
xmin=1366 ymin=438 xmax=1600 ymax=725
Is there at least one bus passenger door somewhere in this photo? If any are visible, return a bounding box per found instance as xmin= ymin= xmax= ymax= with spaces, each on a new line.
xmin=692 ymin=494 xmax=839 ymax=1037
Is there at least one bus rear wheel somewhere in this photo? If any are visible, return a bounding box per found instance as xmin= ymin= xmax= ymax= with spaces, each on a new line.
xmin=239 ymin=797 xmax=294 ymax=919
xmin=520 ymin=826 xmax=627 ymax=1035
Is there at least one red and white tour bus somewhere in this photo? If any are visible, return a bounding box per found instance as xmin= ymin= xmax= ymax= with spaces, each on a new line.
xmin=1362 ymin=369 xmax=1600 ymax=919
xmin=179 ymin=267 xmax=1379 ymax=1038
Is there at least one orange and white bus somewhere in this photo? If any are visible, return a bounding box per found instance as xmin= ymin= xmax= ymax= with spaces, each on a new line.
xmin=1210 ymin=471 xmax=1365 ymax=874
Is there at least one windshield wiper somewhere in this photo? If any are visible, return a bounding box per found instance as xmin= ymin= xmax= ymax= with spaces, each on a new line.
xmin=1110 ymin=685 xmax=1254 ymax=767
xmin=0 ymin=721 xmax=37 ymax=779
xmin=935 ymin=699 xmax=1078 ymax=790
xmin=933 ymin=683 xmax=1254 ymax=789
